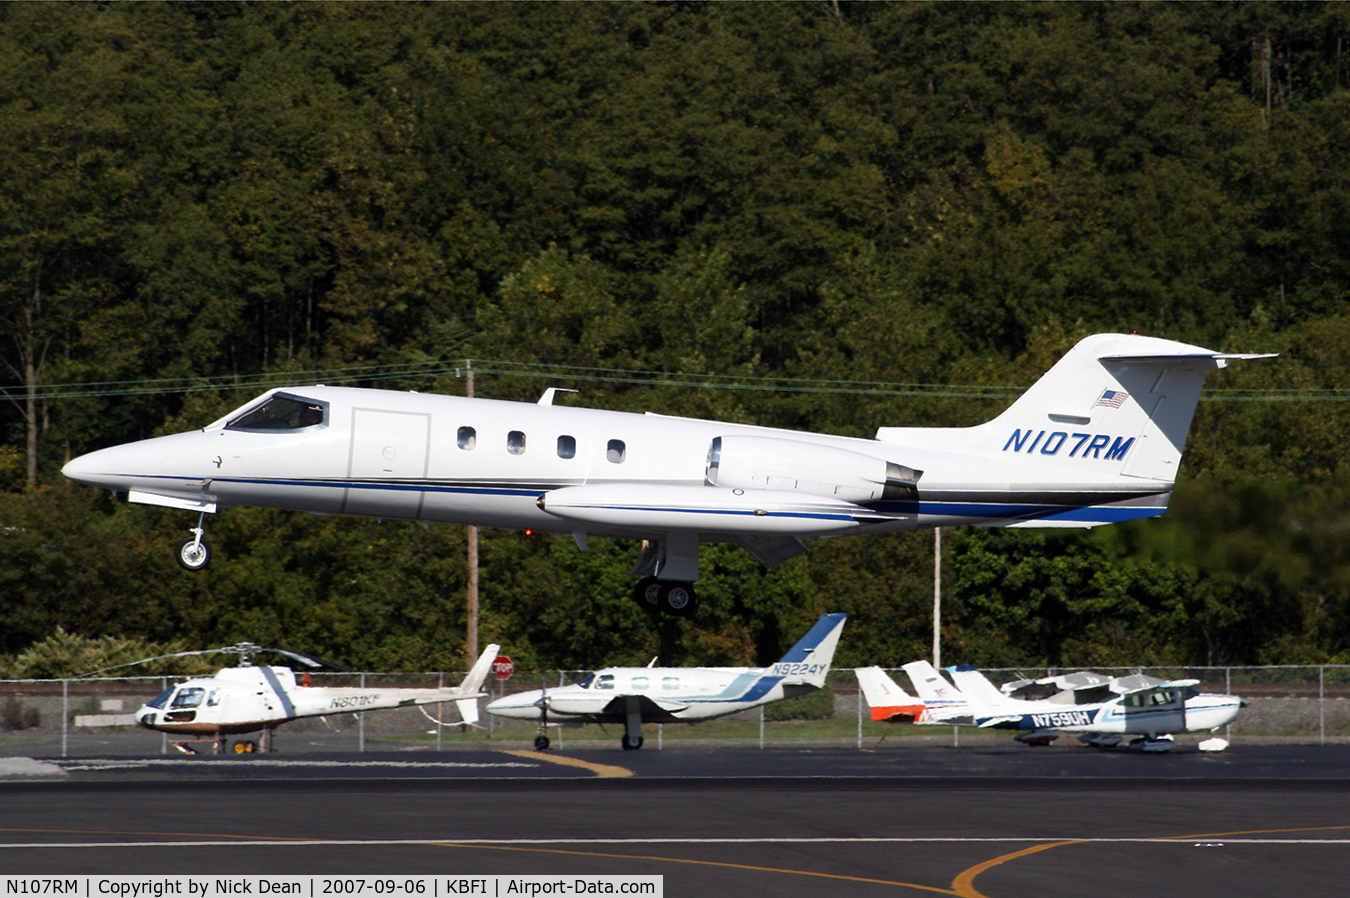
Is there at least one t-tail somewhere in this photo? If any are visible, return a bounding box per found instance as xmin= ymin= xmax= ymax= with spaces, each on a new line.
xmin=770 ymin=613 xmax=847 ymax=688
xmin=876 ymin=334 xmax=1275 ymax=529
xmin=454 ymin=643 xmax=500 ymax=726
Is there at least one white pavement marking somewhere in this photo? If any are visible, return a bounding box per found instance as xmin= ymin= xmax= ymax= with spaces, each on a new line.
xmin=0 ymin=758 xmax=68 ymax=778
xmin=52 ymin=758 xmax=537 ymax=771
xmin=4 ymin=837 xmax=1350 ymax=849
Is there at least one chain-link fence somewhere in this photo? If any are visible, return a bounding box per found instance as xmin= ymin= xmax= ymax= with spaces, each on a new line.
xmin=2 ymin=665 xmax=1347 ymax=756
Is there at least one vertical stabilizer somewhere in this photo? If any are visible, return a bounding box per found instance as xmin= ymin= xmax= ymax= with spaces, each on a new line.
xmin=978 ymin=334 xmax=1276 ymax=487
xmin=855 ymin=667 xmax=925 ymax=722
xmin=902 ymin=660 xmax=968 ymax=719
xmin=946 ymin=664 xmax=1012 ymax=716
xmin=775 ymin=613 xmax=847 ymax=688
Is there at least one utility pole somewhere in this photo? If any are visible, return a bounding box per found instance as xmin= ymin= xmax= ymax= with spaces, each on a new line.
xmin=466 ymin=361 xmax=479 ymax=663
xmin=933 ymin=527 xmax=941 ymax=670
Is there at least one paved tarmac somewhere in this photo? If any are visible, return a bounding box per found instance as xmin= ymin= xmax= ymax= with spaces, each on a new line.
xmin=2 ymin=745 xmax=1348 ymax=897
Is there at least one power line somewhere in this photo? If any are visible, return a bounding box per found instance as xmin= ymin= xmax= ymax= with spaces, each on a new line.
xmin=0 ymin=359 xmax=1344 ymax=403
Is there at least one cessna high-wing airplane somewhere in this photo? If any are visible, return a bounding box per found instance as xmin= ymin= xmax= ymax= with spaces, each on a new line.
xmin=83 ymin=642 xmax=499 ymax=754
xmin=896 ymin=660 xmax=1245 ymax=751
xmin=61 ymin=334 xmax=1272 ymax=614
xmin=485 ymin=612 xmax=846 ymax=750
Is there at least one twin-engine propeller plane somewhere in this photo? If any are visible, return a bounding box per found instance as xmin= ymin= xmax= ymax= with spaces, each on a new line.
xmin=485 ymin=613 xmax=846 ymax=750
xmin=81 ymin=642 xmax=499 ymax=754
xmin=889 ymin=661 xmax=1246 ymax=751
xmin=62 ymin=334 xmax=1272 ymax=615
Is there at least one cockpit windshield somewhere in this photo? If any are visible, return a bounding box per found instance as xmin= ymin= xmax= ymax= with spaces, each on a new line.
xmin=226 ymin=393 xmax=326 ymax=432
xmin=145 ymin=687 xmax=174 ymax=710
xmin=170 ymin=687 xmax=207 ymax=709
xmin=574 ymin=673 xmax=596 ymax=689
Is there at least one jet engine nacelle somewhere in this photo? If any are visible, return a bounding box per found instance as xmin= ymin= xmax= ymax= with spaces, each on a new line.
xmin=705 ymin=435 xmax=922 ymax=503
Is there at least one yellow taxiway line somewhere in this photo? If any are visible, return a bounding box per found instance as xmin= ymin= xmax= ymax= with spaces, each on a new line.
xmin=499 ymin=749 xmax=634 ymax=778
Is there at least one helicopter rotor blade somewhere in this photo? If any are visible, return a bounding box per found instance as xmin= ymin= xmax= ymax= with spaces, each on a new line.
xmin=76 ymin=647 xmax=240 ymax=678
xmin=77 ymin=643 xmax=351 ymax=677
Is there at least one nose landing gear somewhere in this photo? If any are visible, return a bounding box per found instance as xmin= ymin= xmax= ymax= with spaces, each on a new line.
xmin=176 ymin=512 xmax=211 ymax=571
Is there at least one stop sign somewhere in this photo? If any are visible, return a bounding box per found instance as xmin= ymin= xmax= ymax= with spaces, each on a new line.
xmin=491 ymin=655 xmax=514 ymax=680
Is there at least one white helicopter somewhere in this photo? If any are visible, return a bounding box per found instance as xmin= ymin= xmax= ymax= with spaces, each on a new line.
xmin=82 ymin=642 xmax=499 ymax=754
xmin=895 ymin=660 xmax=1246 ymax=751
xmin=62 ymin=334 xmax=1272 ymax=615
xmin=486 ymin=613 xmax=846 ymax=750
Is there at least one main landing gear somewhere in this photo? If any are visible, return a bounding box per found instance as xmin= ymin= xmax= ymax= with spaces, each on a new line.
xmin=633 ymin=577 xmax=697 ymax=617
xmin=176 ymin=512 xmax=212 ymax=571
xmin=621 ymin=697 xmax=644 ymax=750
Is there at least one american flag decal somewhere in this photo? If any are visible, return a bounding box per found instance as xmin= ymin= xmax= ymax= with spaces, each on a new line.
xmin=1096 ymin=389 xmax=1129 ymax=408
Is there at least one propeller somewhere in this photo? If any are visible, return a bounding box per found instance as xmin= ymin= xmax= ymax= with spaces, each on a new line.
xmin=76 ymin=643 xmax=353 ymax=678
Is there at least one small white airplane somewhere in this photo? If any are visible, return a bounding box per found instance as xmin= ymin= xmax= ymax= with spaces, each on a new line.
xmin=61 ymin=334 xmax=1272 ymax=614
xmin=895 ymin=660 xmax=1245 ymax=751
xmin=485 ymin=612 xmax=846 ymax=750
xmin=83 ymin=642 xmax=499 ymax=754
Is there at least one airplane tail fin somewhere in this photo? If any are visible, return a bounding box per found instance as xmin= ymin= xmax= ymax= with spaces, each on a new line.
xmin=876 ymin=334 xmax=1274 ymax=528
xmin=855 ymin=667 xmax=913 ymax=708
xmin=776 ymin=613 xmax=847 ymax=688
xmin=946 ymin=664 xmax=1011 ymax=715
xmin=855 ymin=666 xmax=925 ymax=721
xmin=901 ymin=660 xmax=968 ymax=716
xmin=980 ymin=334 xmax=1273 ymax=486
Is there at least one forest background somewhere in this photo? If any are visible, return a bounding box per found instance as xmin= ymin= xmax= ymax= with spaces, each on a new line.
xmin=4 ymin=2 xmax=1350 ymax=676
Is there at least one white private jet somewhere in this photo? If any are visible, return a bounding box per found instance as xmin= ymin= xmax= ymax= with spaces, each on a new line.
xmin=82 ymin=642 xmax=499 ymax=754
xmin=61 ymin=333 xmax=1272 ymax=614
xmin=896 ymin=660 xmax=1246 ymax=751
xmin=485 ymin=612 xmax=846 ymax=750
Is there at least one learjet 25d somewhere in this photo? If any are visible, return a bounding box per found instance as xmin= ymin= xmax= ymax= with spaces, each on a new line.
xmin=62 ymin=333 xmax=1271 ymax=615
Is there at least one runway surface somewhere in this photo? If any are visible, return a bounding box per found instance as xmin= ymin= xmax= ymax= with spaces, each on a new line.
xmin=2 ymin=745 xmax=1348 ymax=896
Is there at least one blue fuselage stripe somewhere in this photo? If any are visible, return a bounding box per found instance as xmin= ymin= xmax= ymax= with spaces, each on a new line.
xmin=119 ymin=474 xmax=1167 ymax=523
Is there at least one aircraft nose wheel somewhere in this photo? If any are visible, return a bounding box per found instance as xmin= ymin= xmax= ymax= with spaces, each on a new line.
xmin=533 ymin=735 xmax=550 ymax=751
xmin=177 ymin=537 xmax=211 ymax=571
xmin=621 ymin=734 xmax=644 ymax=750
xmin=176 ymin=512 xmax=212 ymax=571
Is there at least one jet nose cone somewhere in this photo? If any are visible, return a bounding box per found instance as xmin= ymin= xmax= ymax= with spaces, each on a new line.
xmin=62 ymin=431 xmax=210 ymax=491
xmin=61 ymin=448 xmax=105 ymax=485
